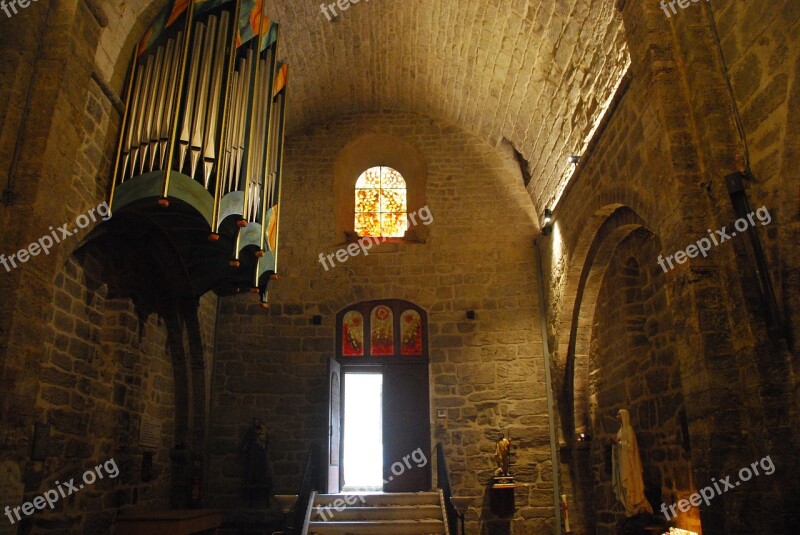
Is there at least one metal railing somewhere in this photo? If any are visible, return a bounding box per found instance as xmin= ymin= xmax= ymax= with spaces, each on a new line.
xmin=436 ymin=443 xmax=458 ymax=535
xmin=284 ymin=443 xmax=320 ymax=535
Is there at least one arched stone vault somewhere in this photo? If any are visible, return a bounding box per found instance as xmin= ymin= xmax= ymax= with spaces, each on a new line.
xmin=0 ymin=0 xmax=798 ymax=533
xmin=95 ymin=0 xmax=629 ymax=214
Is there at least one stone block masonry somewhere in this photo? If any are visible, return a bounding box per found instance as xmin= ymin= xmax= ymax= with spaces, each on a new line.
xmin=656 ymin=206 xmax=772 ymax=273
xmin=318 ymin=205 xmax=433 ymax=271
xmin=0 ymin=202 xmax=112 ymax=273
xmin=4 ymin=459 xmax=119 ymax=525
xmin=660 ymin=455 xmax=776 ymax=522
xmin=208 ymin=110 xmax=554 ymax=534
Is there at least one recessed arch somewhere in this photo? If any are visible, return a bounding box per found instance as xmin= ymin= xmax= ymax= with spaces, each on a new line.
xmin=554 ymin=204 xmax=648 ymax=439
xmin=554 ymin=206 xmax=700 ymax=535
xmin=333 ymin=133 xmax=428 ymax=241
xmin=582 ymin=227 xmax=698 ymax=534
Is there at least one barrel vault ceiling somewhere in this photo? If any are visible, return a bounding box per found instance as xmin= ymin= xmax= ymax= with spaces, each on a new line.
xmin=97 ymin=0 xmax=629 ymax=210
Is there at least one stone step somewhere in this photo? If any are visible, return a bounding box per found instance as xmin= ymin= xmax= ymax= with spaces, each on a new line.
xmin=311 ymin=505 xmax=443 ymax=521
xmin=307 ymin=519 xmax=444 ymax=535
xmin=313 ymin=492 xmax=440 ymax=508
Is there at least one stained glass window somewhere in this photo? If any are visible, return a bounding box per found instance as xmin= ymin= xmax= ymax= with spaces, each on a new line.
xmin=370 ymin=305 xmax=394 ymax=355
xmin=342 ymin=311 xmax=364 ymax=356
xmin=355 ymin=166 xmax=407 ymax=237
xmin=400 ymin=310 xmax=423 ymax=355
xmin=337 ymin=300 xmax=427 ymax=359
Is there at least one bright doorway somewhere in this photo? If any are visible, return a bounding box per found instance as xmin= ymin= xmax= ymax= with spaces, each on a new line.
xmin=342 ymin=372 xmax=383 ymax=491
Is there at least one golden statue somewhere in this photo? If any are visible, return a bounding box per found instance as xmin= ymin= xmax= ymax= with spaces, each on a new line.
xmin=494 ymin=436 xmax=512 ymax=476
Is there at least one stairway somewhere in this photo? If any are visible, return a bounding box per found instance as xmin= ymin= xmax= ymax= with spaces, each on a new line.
xmin=306 ymin=491 xmax=448 ymax=534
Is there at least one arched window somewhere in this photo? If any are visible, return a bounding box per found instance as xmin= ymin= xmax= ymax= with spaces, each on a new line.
xmin=354 ymin=166 xmax=407 ymax=237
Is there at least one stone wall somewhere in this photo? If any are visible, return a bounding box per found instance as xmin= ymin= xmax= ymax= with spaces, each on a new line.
xmin=710 ymin=0 xmax=800 ymax=450
xmin=207 ymin=111 xmax=554 ymax=534
xmin=0 ymin=3 xmax=219 ymax=532
xmin=31 ymin=252 xmax=174 ymax=533
xmin=0 ymin=237 xmax=218 ymax=533
xmin=544 ymin=2 xmax=800 ymax=534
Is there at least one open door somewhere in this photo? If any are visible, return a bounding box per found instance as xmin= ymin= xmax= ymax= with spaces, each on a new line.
xmin=382 ymin=363 xmax=431 ymax=492
xmin=334 ymin=300 xmax=431 ymax=493
xmin=327 ymin=358 xmax=341 ymax=493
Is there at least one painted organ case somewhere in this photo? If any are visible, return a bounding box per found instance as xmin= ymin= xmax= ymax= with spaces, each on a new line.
xmin=108 ymin=0 xmax=288 ymax=307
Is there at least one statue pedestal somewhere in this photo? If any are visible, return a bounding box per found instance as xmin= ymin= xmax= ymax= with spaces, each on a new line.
xmin=489 ymin=476 xmax=515 ymax=518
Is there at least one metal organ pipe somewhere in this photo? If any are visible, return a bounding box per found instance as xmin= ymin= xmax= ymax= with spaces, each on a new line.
xmin=179 ymin=21 xmax=206 ymax=175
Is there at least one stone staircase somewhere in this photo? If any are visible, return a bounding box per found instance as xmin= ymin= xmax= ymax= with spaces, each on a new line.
xmin=305 ymin=491 xmax=448 ymax=534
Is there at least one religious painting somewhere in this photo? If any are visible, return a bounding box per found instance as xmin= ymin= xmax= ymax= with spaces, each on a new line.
xmin=342 ymin=311 xmax=364 ymax=356
xmin=400 ymin=309 xmax=423 ymax=355
xmin=370 ymin=305 xmax=394 ymax=355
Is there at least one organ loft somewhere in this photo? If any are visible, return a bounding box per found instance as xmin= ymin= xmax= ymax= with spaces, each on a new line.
xmin=0 ymin=1 xmax=798 ymax=534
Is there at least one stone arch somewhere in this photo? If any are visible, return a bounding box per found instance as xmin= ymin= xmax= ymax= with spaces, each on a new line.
xmin=584 ymin=229 xmax=698 ymax=534
xmin=554 ymin=205 xmax=700 ymax=535
xmin=552 ymin=205 xmax=650 ymax=535
xmin=555 ymin=204 xmax=649 ymax=439
xmin=565 ymin=206 xmax=647 ymax=438
xmin=95 ymin=0 xmax=172 ymax=91
xmin=46 ymin=234 xmax=212 ymax=506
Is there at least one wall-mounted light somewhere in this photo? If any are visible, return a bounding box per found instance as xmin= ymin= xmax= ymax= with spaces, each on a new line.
xmin=567 ymin=155 xmax=581 ymax=165
xmin=542 ymin=208 xmax=553 ymax=236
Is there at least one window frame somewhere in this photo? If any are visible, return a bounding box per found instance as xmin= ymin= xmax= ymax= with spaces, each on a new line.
xmin=332 ymin=133 xmax=429 ymax=244
xmin=336 ymin=299 xmax=429 ymax=363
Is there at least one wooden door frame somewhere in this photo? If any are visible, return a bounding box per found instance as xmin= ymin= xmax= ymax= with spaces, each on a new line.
xmin=333 ymin=299 xmax=431 ymax=492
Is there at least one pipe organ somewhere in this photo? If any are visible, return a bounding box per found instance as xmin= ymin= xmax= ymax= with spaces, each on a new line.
xmin=109 ymin=0 xmax=287 ymax=306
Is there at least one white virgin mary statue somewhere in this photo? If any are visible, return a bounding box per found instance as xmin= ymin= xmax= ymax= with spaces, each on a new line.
xmin=611 ymin=409 xmax=653 ymax=517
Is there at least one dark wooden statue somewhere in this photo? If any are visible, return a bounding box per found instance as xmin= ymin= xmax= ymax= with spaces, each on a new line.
xmin=241 ymin=418 xmax=272 ymax=505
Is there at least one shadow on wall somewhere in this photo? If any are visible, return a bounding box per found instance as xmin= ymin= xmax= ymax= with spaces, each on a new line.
xmin=478 ymin=483 xmax=511 ymax=535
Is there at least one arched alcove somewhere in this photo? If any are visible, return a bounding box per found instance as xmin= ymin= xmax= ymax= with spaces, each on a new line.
xmin=35 ymin=237 xmax=215 ymax=519
xmin=558 ymin=212 xmax=700 ymax=535
xmin=590 ymin=231 xmax=688 ymax=529
xmin=332 ymin=132 xmax=428 ymax=242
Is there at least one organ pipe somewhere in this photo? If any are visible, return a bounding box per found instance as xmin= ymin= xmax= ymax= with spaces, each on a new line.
xmin=109 ymin=0 xmax=288 ymax=304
